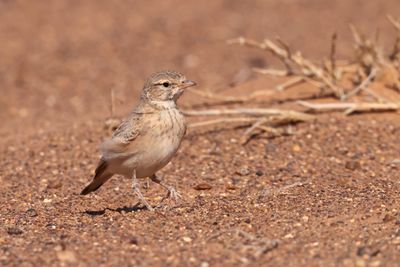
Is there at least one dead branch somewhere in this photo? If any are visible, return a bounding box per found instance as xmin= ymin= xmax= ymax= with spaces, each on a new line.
xmin=188 ymin=117 xmax=256 ymax=128
xmin=104 ymin=88 xmax=124 ymax=131
xmin=186 ymin=87 xmax=274 ymax=104
xmin=343 ymin=68 xmax=378 ymax=100
xmin=388 ymin=15 xmax=400 ymax=32
xmin=241 ymin=124 xmax=291 ymax=145
xmin=296 ymin=51 xmax=345 ymax=97
xmin=187 ymin=18 xmax=400 ymax=140
xmin=256 ymin=125 xmax=284 ymax=134
xmin=187 ymin=108 xmax=311 ymax=143
xmin=228 ymin=37 xmax=344 ymax=98
xmin=252 ymin=67 xmax=289 ymax=77
xmin=188 ymin=117 xmax=299 ymax=142
xmin=243 ymin=117 xmax=268 ymax=136
xmin=350 ymin=24 xmax=384 ymax=74
xmin=183 ymin=108 xmax=314 ymax=121
xmin=188 ymin=113 xmax=311 ymax=129
xmin=389 ymin=35 xmax=400 ymax=62
xmin=349 ymin=24 xmax=365 ymax=47
xmin=252 ymin=70 xmax=319 ymax=91
xmin=275 ymin=37 xmax=295 ymax=74
xmin=241 ymin=117 xmax=269 ymax=144
xmin=185 ymin=108 xmax=312 ymax=142
xmin=110 ymin=88 xmax=116 ymax=117
xmin=330 ymin=32 xmax=338 ymax=82
xmin=298 ymin=100 xmax=399 ymax=115
xmin=275 ymin=76 xmax=306 ymax=91
xmin=383 ymin=66 xmax=400 ymax=93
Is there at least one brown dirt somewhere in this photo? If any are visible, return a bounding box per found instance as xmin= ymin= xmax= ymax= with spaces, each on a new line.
xmin=1 ymin=1 xmax=400 ymax=266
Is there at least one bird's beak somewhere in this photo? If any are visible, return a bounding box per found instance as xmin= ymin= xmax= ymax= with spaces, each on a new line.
xmin=181 ymin=80 xmax=197 ymax=89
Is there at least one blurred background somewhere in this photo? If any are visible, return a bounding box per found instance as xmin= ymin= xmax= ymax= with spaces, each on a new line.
xmin=1 ymin=0 xmax=400 ymax=132
xmin=2 ymin=2 xmax=400 ymax=266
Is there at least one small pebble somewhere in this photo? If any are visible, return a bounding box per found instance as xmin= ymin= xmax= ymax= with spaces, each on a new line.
xmin=255 ymin=170 xmax=264 ymax=176
xmin=7 ymin=227 xmax=23 ymax=235
xmin=193 ymin=183 xmax=212 ymax=190
xmin=226 ymin=184 xmax=237 ymax=190
xmin=345 ymin=160 xmax=361 ymax=170
xmin=182 ymin=236 xmax=192 ymax=243
xmin=284 ymin=233 xmax=294 ymax=239
xmin=127 ymin=236 xmax=139 ymax=245
xmin=292 ymin=144 xmax=301 ymax=152
xmin=25 ymin=208 xmax=38 ymax=217
xmin=237 ymin=167 xmax=250 ymax=176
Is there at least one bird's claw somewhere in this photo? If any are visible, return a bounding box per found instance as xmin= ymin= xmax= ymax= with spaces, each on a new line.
xmin=161 ymin=186 xmax=181 ymax=203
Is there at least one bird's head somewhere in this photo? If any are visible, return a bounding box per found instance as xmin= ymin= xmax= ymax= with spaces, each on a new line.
xmin=141 ymin=71 xmax=196 ymax=104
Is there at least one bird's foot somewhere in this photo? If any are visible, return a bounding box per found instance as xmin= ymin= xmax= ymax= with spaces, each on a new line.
xmin=161 ymin=186 xmax=181 ymax=203
xmin=167 ymin=186 xmax=182 ymax=201
xmin=132 ymin=180 xmax=153 ymax=211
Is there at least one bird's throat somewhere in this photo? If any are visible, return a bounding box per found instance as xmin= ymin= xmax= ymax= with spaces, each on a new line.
xmin=147 ymin=99 xmax=177 ymax=110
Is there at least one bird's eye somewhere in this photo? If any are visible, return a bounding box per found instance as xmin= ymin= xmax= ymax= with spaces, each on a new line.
xmin=162 ymin=82 xmax=170 ymax=88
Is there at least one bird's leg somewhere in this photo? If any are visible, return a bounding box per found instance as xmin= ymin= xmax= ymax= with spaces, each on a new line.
xmin=150 ymin=174 xmax=181 ymax=202
xmin=132 ymin=170 xmax=153 ymax=211
xmin=143 ymin=178 xmax=150 ymax=190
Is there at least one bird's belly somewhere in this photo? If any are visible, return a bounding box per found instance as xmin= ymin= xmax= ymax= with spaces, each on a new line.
xmin=118 ymin=133 xmax=183 ymax=178
xmin=135 ymin=139 xmax=181 ymax=177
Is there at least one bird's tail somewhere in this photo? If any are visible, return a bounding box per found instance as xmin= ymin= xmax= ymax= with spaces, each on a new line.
xmin=80 ymin=159 xmax=113 ymax=195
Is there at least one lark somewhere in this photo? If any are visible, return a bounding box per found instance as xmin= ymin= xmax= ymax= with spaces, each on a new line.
xmin=80 ymin=71 xmax=196 ymax=210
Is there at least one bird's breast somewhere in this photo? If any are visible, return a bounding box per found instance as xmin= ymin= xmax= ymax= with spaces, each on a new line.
xmin=148 ymin=108 xmax=186 ymax=155
xmin=134 ymin=108 xmax=186 ymax=177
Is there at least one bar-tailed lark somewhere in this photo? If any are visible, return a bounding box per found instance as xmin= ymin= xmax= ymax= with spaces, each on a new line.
xmin=81 ymin=71 xmax=196 ymax=210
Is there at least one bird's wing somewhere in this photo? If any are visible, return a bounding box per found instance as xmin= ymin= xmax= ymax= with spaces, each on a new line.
xmin=112 ymin=117 xmax=141 ymax=143
xmin=100 ymin=112 xmax=143 ymax=157
xmin=81 ymin=112 xmax=145 ymax=194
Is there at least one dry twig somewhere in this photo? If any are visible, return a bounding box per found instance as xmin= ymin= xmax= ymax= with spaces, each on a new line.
xmin=183 ymin=108 xmax=313 ymax=121
xmin=329 ymin=32 xmax=338 ymax=82
xmin=389 ymin=36 xmax=400 ymax=63
xmin=188 ymin=117 xmax=256 ymax=128
xmin=388 ymin=15 xmax=400 ymax=32
xmin=275 ymin=76 xmax=306 ymax=91
xmin=240 ymin=117 xmax=274 ymax=145
xmin=104 ymin=88 xmax=123 ymax=131
xmin=228 ymin=37 xmax=345 ymax=98
xmin=343 ymin=68 xmax=378 ymax=100
xmin=298 ymin=100 xmax=399 ymax=115
xmin=252 ymin=67 xmax=288 ymax=77
xmin=350 ymin=24 xmax=384 ymax=75
xmin=186 ymin=108 xmax=312 ymax=142
xmin=186 ymin=87 xmax=276 ymax=104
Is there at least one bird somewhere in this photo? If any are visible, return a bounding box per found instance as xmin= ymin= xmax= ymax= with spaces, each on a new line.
xmin=80 ymin=71 xmax=196 ymax=211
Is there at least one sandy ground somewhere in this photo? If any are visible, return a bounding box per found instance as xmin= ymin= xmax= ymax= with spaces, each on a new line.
xmin=1 ymin=1 xmax=400 ymax=266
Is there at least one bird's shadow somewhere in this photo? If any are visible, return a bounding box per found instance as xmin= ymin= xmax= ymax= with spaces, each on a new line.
xmin=83 ymin=203 xmax=147 ymax=216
